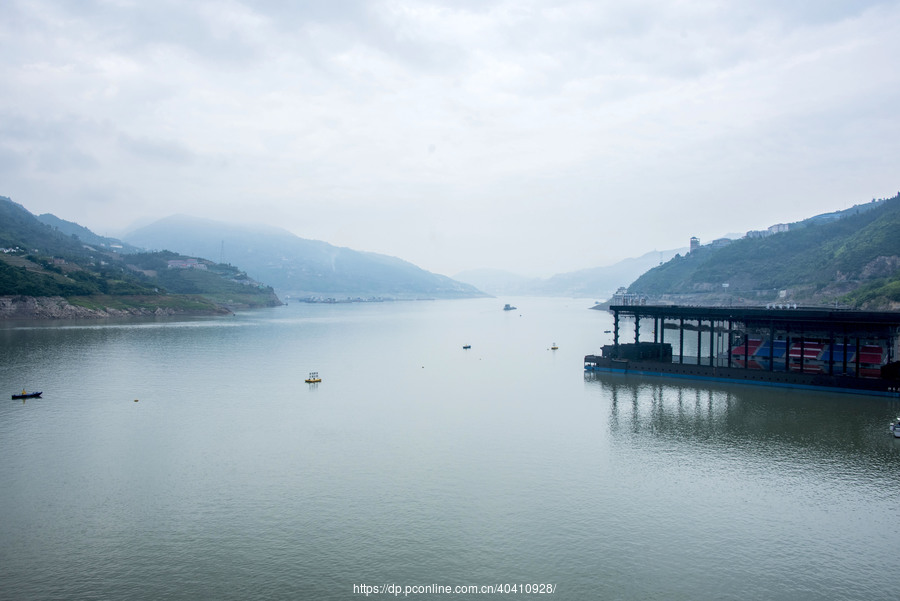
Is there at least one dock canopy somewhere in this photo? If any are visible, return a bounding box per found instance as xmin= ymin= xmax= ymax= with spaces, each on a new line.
xmin=604 ymin=304 xmax=900 ymax=377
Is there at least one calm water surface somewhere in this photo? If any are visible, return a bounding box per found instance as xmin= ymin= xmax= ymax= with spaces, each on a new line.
xmin=2 ymin=298 xmax=899 ymax=600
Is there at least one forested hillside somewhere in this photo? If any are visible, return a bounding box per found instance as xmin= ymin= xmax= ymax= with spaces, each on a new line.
xmin=0 ymin=196 xmax=280 ymax=315
xmin=628 ymin=193 xmax=900 ymax=309
xmin=126 ymin=215 xmax=488 ymax=299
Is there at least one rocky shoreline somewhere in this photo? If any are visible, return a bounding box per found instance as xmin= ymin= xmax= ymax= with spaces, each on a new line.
xmin=0 ymin=296 xmax=231 ymax=320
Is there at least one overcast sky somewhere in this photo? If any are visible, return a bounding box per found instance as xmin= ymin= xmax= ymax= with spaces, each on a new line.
xmin=2 ymin=1 xmax=899 ymax=277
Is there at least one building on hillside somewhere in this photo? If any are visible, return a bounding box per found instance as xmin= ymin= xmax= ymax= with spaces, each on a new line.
xmin=610 ymin=287 xmax=648 ymax=306
xmin=746 ymin=223 xmax=790 ymax=239
xmin=167 ymin=259 xmax=208 ymax=270
xmin=689 ymin=236 xmax=700 ymax=253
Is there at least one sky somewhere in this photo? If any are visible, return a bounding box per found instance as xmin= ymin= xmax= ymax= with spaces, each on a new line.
xmin=2 ymin=0 xmax=899 ymax=278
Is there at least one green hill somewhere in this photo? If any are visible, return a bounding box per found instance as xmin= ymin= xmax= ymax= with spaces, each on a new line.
xmin=628 ymin=193 xmax=900 ymax=309
xmin=125 ymin=215 xmax=488 ymax=299
xmin=0 ymin=196 xmax=281 ymax=316
xmin=36 ymin=212 xmax=142 ymax=253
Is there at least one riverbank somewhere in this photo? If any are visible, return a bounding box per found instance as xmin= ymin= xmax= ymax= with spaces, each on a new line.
xmin=0 ymin=295 xmax=233 ymax=320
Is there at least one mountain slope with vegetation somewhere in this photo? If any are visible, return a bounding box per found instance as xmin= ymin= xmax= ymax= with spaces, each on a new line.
xmin=628 ymin=193 xmax=900 ymax=309
xmin=36 ymin=212 xmax=142 ymax=253
xmin=0 ymin=196 xmax=280 ymax=317
xmin=125 ymin=215 xmax=488 ymax=299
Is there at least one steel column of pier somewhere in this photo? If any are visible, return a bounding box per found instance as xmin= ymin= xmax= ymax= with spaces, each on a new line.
xmin=786 ymin=333 xmax=792 ymax=372
xmin=613 ymin=310 xmax=620 ymax=355
xmin=800 ymin=327 xmax=805 ymax=373
xmin=855 ymin=337 xmax=861 ymax=377
xmin=744 ymin=327 xmax=750 ymax=370
xmin=634 ymin=313 xmax=640 ymax=345
xmin=697 ymin=321 xmax=702 ymax=366
xmin=829 ymin=329 xmax=835 ymax=375
xmin=727 ymin=320 xmax=733 ymax=368
xmin=709 ymin=320 xmax=715 ymax=367
xmin=679 ymin=318 xmax=684 ymax=364
xmin=842 ymin=331 xmax=849 ymax=375
xmin=769 ymin=322 xmax=775 ymax=372
xmin=659 ymin=318 xmax=665 ymax=359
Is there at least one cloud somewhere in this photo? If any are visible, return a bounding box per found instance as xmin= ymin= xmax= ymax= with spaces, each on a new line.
xmin=117 ymin=133 xmax=194 ymax=164
xmin=1 ymin=0 xmax=899 ymax=276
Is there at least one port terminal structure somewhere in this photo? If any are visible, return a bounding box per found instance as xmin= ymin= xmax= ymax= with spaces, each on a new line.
xmin=585 ymin=305 xmax=900 ymax=397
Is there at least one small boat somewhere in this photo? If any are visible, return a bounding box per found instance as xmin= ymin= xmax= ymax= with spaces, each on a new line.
xmin=604 ymin=330 xmax=611 ymax=334
xmin=551 ymin=343 xmax=558 ymax=350
xmin=890 ymin=418 xmax=900 ymax=438
xmin=463 ymin=345 xmax=471 ymax=349
xmin=503 ymin=304 xmax=517 ymax=311
xmin=305 ymin=372 xmax=321 ymax=383
xmin=12 ymin=390 xmax=42 ymax=400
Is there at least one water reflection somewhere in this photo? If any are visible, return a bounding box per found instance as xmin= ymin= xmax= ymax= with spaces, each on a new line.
xmin=585 ymin=371 xmax=900 ymax=471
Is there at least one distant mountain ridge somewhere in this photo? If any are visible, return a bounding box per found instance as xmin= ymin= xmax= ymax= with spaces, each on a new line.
xmin=455 ymin=249 xmax=685 ymax=299
xmin=628 ymin=192 xmax=900 ymax=309
xmin=802 ymin=197 xmax=887 ymax=225
xmin=125 ymin=215 xmax=488 ymax=299
xmin=37 ymin=213 xmax=141 ymax=253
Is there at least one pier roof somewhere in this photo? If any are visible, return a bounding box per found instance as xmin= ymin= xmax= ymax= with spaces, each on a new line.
xmin=608 ymin=305 xmax=900 ymax=332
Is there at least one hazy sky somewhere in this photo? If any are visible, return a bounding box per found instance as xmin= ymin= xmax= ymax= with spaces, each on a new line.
xmin=2 ymin=1 xmax=899 ymax=277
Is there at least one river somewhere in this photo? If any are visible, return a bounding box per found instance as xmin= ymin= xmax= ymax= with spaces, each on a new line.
xmin=2 ymin=297 xmax=899 ymax=600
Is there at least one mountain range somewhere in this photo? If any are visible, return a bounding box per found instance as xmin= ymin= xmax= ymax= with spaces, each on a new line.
xmin=5 ymin=188 xmax=900 ymax=314
xmin=454 ymin=248 xmax=685 ymax=299
xmin=124 ymin=215 xmax=487 ymax=300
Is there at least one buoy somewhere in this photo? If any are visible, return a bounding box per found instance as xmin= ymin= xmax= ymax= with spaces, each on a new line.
xmin=134 ymin=399 xmax=139 ymax=402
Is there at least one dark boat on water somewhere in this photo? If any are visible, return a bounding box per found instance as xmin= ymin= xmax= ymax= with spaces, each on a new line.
xmin=12 ymin=391 xmax=42 ymax=400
